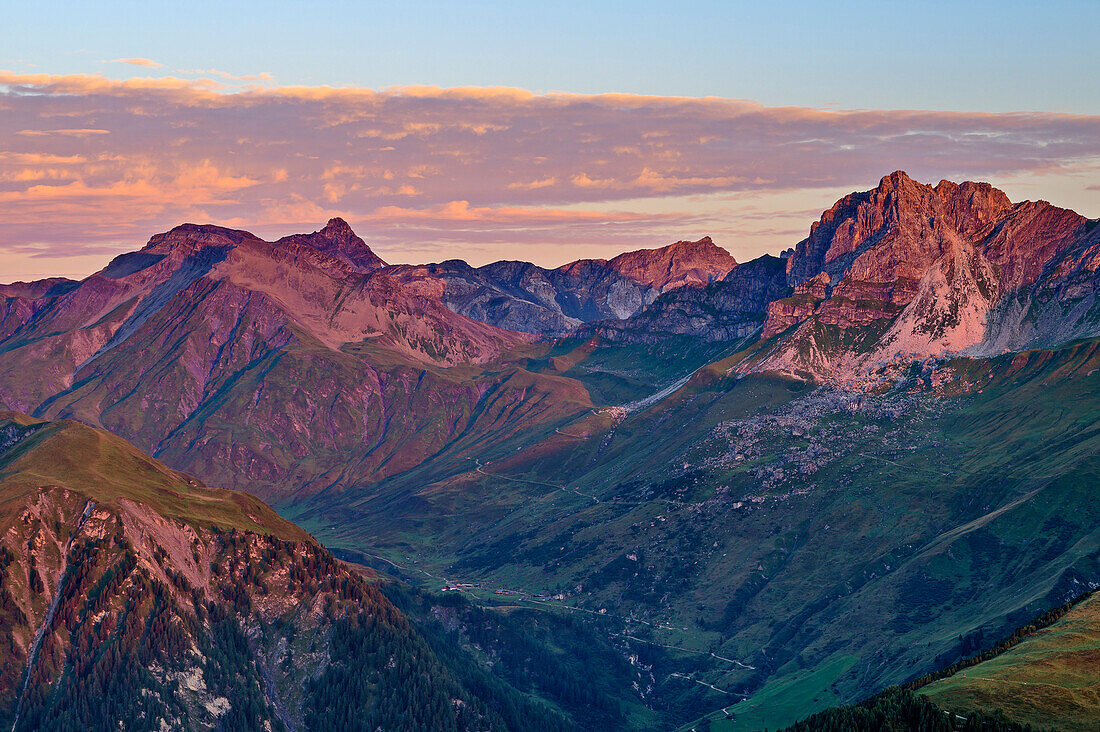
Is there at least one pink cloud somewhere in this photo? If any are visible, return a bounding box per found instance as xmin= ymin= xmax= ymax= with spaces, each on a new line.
xmin=366 ymin=200 xmax=698 ymax=227
xmin=0 ymin=71 xmax=1098 ymax=274
xmin=15 ymin=128 xmax=110 ymax=137
xmin=109 ymin=58 xmax=163 ymax=68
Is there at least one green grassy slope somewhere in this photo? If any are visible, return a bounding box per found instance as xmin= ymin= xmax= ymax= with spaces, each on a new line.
xmin=770 ymin=590 xmax=1099 ymax=731
xmin=0 ymin=411 xmax=309 ymax=540
xmin=777 ymin=686 xmax=1040 ymax=732
xmin=921 ymin=592 xmax=1100 ymax=731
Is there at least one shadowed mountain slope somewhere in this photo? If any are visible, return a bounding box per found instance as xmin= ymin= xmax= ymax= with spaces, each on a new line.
xmin=0 ymin=413 xmax=649 ymax=731
xmin=384 ymin=236 xmax=737 ymax=336
xmin=0 ymin=414 xmax=527 ymax=730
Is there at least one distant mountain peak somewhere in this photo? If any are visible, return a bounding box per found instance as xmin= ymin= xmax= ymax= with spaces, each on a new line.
xmin=649 ymin=235 xmax=719 ymax=252
xmin=878 ymin=169 xmax=916 ymax=187
xmin=318 ymin=216 xmax=364 ymax=248
xmin=603 ymin=236 xmax=737 ymax=291
xmin=142 ymin=223 xmax=263 ymax=255
xmin=672 ymin=234 xmax=713 ymax=246
xmin=277 ymin=218 xmax=386 ymax=272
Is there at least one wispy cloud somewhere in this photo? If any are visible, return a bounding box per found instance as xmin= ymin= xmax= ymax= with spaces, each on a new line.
xmin=109 ymin=58 xmax=163 ymax=68
xmin=178 ymin=68 xmax=274 ymax=83
xmin=1 ymin=71 xmax=1098 ymax=275
xmin=15 ymin=128 xmax=110 ymax=137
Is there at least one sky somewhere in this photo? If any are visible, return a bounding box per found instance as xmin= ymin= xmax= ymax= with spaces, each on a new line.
xmin=2 ymin=0 xmax=1099 ymax=280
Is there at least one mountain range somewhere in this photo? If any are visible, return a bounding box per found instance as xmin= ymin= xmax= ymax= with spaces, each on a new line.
xmin=1 ymin=171 xmax=1098 ymax=730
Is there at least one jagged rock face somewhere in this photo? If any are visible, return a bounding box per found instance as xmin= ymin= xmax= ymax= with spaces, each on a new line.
xmin=762 ymin=273 xmax=831 ymax=339
xmin=783 ymin=173 xmax=1012 ymax=332
xmin=981 ymin=220 xmax=1100 ymax=354
xmin=748 ymin=172 xmax=1098 ymax=381
xmin=872 ymin=238 xmax=999 ymax=361
xmin=586 ymin=255 xmax=788 ymax=344
xmin=384 ymin=237 xmax=737 ymax=336
xmin=0 ymin=415 xmax=520 ymax=731
xmin=785 ymin=172 xmax=1013 ymax=287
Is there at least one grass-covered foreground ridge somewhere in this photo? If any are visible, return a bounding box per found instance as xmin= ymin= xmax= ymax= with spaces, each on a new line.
xmin=920 ymin=590 xmax=1100 ymax=731
xmin=747 ymin=589 xmax=1099 ymax=731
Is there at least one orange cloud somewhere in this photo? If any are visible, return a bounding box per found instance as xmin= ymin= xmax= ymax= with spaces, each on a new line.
xmin=508 ymin=177 xmax=556 ymax=190
xmin=367 ymin=200 xmax=689 ymax=226
xmin=1 ymin=71 xmax=1098 ymax=275
xmin=16 ymin=128 xmax=110 ymax=137
xmin=110 ymin=58 xmax=163 ymax=68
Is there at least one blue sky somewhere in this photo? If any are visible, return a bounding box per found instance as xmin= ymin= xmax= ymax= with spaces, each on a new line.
xmin=4 ymin=0 xmax=1098 ymax=113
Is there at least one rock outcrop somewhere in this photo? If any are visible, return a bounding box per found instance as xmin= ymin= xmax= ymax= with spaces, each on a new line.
xmin=762 ymin=273 xmax=831 ymax=339
xmin=744 ymin=172 xmax=1098 ymax=381
xmin=384 ymin=236 xmax=737 ymax=336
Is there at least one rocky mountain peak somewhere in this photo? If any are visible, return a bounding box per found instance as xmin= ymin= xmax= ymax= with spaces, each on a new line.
xmin=871 ymin=172 xmax=1013 ymax=233
xmin=605 ymin=236 xmax=737 ymax=291
xmin=322 ymin=216 xmax=355 ymax=237
xmin=876 ymin=169 xmax=919 ymax=193
xmin=142 ymin=223 xmax=263 ymax=256
xmin=665 ymin=235 xmax=715 ymax=250
xmin=276 ymin=218 xmax=386 ymax=272
xmin=787 ymin=172 xmax=1020 ymax=286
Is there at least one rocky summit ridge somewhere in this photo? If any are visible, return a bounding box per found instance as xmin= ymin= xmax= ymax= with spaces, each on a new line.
xmin=574 ymin=171 xmax=1099 ymax=386
xmin=749 ymin=171 xmax=1098 ymax=382
xmin=18 ymin=169 xmax=1093 ymax=376
xmin=274 ymin=216 xmax=388 ymax=272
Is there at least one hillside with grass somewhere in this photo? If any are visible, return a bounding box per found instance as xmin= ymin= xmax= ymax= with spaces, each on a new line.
xmin=920 ymin=591 xmax=1100 ymax=731
xmin=765 ymin=591 xmax=1100 ymax=731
